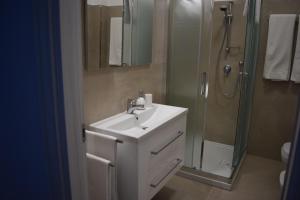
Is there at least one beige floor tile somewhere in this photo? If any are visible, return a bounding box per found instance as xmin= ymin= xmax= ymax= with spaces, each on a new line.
xmin=152 ymin=175 xmax=212 ymax=200
xmin=152 ymin=155 xmax=282 ymax=200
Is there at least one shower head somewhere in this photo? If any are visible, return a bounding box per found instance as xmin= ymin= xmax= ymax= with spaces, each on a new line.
xmin=219 ymin=5 xmax=229 ymax=12
xmin=219 ymin=3 xmax=233 ymax=25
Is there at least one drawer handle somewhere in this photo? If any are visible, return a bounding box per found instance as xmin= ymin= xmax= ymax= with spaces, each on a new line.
xmin=151 ymin=131 xmax=184 ymax=155
xmin=150 ymin=158 xmax=182 ymax=188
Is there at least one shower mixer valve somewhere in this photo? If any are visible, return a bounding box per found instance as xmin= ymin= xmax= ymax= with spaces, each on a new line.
xmin=224 ymin=64 xmax=232 ymax=76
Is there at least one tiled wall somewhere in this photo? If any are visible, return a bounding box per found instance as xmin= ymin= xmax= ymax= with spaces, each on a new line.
xmin=83 ymin=0 xmax=169 ymax=124
xmin=248 ymin=0 xmax=300 ymax=160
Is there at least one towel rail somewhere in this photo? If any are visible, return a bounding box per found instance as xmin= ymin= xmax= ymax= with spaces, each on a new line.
xmin=268 ymin=14 xmax=299 ymax=22
xmin=83 ymin=125 xmax=124 ymax=144
xmin=116 ymin=139 xmax=123 ymax=143
xmin=109 ymin=163 xmax=115 ymax=167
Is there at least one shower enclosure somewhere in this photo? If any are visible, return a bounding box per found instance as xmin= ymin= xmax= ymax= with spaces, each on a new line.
xmin=166 ymin=0 xmax=260 ymax=189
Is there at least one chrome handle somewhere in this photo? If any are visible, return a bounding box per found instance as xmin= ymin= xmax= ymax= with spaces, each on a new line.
xmin=127 ymin=98 xmax=136 ymax=106
xmin=224 ymin=64 xmax=232 ymax=76
xmin=151 ymin=131 xmax=184 ymax=155
xmin=238 ymin=60 xmax=248 ymax=78
xmin=150 ymin=159 xmax=182 ymax=188
xmin=200 ymin=72 xmax=208 ymax=97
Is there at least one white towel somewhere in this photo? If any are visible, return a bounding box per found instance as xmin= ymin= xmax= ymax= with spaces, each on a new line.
xmin=87 ymin=153 xmax=112 ymax=200
xmin=109 ymin=17 xmax=123 ymax=66
xmin=86 ymin=130 xmax=117 ymax=163
xmin=263 ymin=14 xmax=296 ymax=81
xmin=291 ymin=16 xmax=300 ymax=83
xmin=87 ymin=0 xmax=123 ymax=6
xmin=86 ymin=130 xmax=118 ymax=200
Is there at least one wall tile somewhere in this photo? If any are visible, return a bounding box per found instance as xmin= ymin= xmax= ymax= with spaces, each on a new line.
xmin=248 ymin=0 xmax=300 ymax=160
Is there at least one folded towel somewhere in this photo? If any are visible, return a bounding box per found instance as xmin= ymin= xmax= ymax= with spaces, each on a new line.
xmin=291 ymin=16 xmax=300 ymax=83
xmin=87 ymin=153 xmax=112 ymax=200
xmin=109 ymin=17 xmax=123 ymax=66
xmin=263 ymin=14 xmax=296 ymax=81
xmin=86 ymin=130 xmax=117 ymax=163
xmin=86 ymin=130 xmax=118 ymax=200
xmin=87 ymin=0 xmax=123 ymax=6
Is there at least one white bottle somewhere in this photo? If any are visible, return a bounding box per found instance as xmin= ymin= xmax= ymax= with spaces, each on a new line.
xmin=136 ymin=91 xmax=145 ymax=106
xmin=145 ymin=94 xmax=152 ymax=107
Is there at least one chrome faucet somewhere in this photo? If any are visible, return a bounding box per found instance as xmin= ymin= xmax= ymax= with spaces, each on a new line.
xmin=127 ymin=98 xmax=145 ymax=114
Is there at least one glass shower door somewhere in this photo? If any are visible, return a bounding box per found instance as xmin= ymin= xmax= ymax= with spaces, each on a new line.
xmin=233 ymin=0 xmax=260 ymax=167
xmin=167 ymin=0 xmax=206 ymax=169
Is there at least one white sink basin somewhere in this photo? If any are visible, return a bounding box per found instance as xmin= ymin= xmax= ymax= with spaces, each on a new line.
xmin=108 ymin=106 xmax=157 ymax=131
xmin=90 ymin=103 xmax=188 ymax=140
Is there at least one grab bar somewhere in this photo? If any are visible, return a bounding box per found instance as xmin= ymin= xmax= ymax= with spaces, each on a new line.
xmin=200 ymin=72 xmax=208 ymax=98
xmin=151 ymin=131 xmax=184 ymax=155
xmin=83 ymin=125 xmax=124 ymax=144
xmin=150 ymin=159 xmax=182 ymax=188
xmin=86 ymin=153 xmax=115 ymax=167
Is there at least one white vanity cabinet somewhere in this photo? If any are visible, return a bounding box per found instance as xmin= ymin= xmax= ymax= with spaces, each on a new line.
xmin=89 ymin=104 xmax=187 ymax=200
xmin=138 ymin=114 xmax=186 ymax=200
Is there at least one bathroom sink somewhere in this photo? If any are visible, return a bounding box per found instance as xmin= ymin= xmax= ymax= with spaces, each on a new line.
xmin=89 ymin=103 xmax=188 ymax=140
xmin=89 ymin=103 xmax=187 ymax=200
xmin=108 ymin=107 xmax=157 ymax=131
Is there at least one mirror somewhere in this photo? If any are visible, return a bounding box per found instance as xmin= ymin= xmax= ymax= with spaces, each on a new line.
xmin=84 ymin=0 xmax=154 ymax=70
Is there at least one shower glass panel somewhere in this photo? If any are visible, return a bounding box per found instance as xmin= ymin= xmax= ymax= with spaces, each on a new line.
xmin=167 ymin=0 xmax=205 ymax=169
xmin=201 ymin=0 xmax=247 ymax=178
xmin=167 ymin=0 xmax=257 ymax=186
xmin=233 ymin=0 xmax=260 ymax=167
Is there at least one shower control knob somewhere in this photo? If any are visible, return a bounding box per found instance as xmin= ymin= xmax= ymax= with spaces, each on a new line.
xmin=224 ymin=64 xmax=232 ymax=76
xmin=243 ymin=71 xmax=249 ymax=77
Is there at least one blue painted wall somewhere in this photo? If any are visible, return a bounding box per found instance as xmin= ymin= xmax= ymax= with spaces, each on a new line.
xmin=0 ymin=1 xmax=71 ymax=199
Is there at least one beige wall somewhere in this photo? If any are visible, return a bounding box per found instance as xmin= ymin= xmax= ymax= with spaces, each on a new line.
xmin=248 ymin=0 xmax=300 ymax=160
xmin=206 ymin=0 xmax=247 ymax=145
xmin=83 ymin=0 xmax=169 ymax=124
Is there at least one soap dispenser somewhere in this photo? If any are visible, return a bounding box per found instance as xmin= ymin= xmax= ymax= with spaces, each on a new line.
xmin=136 ymin=90 xmax=145 ymax=106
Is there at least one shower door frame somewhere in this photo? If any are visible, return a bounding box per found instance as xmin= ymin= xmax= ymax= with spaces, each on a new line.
xmin=167 ymin=0 xmax=260 ymax=190
xmin=233 ymin=0 xmax=261 ymax=168
xmin=166 ymin=0 xmax=207 ymax=170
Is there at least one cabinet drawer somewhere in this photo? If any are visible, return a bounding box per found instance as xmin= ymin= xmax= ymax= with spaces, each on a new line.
xmin=150 ymin=130 xmax=184 ymax=155
xmin=145 ymin=115 xmax=186 ymax=174
xmin=137 ymin=114 xmax=186 ymax=200
xmin=147 ymin=158 xmax=183 ymax=199
xmin=148 ymin=132 xmax=185 ymax=173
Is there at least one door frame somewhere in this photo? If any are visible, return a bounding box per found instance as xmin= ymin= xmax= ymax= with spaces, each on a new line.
xmin=59 ymin=0 xmax=88 ymax=199
xmin=282 ymin=97 xmax=300 ymax=200
xmin=233 ymin=0 xmax=260 ymax=168
xmin=58 ymin=0 xmax=300 ymax=199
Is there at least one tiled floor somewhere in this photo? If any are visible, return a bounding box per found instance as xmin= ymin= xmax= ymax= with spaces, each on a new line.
xmin=152 ymin=155 xmax=282 ymax=200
